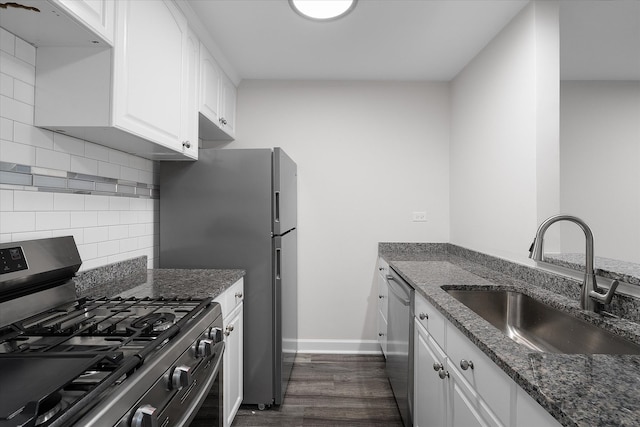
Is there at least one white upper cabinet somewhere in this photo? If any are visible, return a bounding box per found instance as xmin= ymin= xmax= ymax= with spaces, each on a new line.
xmin=0 ymin=0 xmax=113 ymax=47
xmin=35 ymin=0 xmax=198 ymax=160
xmin=199 ymin=42 xmax=236 ymax=143
xmin=54 ymin=0 xmax=115 ymax=45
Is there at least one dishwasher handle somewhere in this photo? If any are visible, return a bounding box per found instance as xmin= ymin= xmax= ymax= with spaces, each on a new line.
xmin=386 ymin=274 xmax=411 ymax=306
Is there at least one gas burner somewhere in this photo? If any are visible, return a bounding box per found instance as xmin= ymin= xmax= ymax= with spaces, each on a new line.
xmin=35 ymin=392 xmax=66 ymax=426
xmin=130 ymin=312 xmax=176 ymax=333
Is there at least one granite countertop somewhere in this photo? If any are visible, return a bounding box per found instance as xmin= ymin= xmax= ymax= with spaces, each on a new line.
xmin=544 ymin=253 xmax=640 ymax=286
xmin=379 ymin=246 xmax=640 ymax=427
xmin=76 ymin=268 xmax=246 ymax=300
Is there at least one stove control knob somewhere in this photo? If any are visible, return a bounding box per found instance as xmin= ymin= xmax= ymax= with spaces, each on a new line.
xmin=208 ymin=327 xmax=223 ymax=342
xmin=195 ymin=338 xmax=214 ymax=358
xmin=170 ymin=365 xmax=193 ymax=390
xmin=131 ymin=404 xmax=158 ymax=427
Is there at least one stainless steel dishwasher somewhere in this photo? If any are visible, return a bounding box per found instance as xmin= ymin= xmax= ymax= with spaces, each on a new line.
xmin=385 ymin=267 xmax=414 ymax=427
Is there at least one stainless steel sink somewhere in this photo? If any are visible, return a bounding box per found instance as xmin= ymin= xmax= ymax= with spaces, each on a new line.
xmin=445 ymin=289 xmax=640 ymax=354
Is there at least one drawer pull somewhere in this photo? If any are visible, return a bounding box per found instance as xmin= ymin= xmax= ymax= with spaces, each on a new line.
xmin=419 ymin=312 xmax=428 ymax=320
xmin=225 ymin=324 xmax=235 ymax=336
xmin=235 ymin=292 xmax=243 ymax=299
xmin=378 ymin=332 xmax=385 ymax=337
xmin=460 ymin=359 xmax=474 ymax=370
xmin=438 ymin=369 xmax=450 ymax=380
xmin=433 ymin=362 xmax=443 ymax=372
xmin=379 ymin=295 xmax=385 ymax=299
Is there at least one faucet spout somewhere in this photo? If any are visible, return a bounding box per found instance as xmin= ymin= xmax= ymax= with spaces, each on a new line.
xmin=529 ymin=214 xmax=617 ymax=312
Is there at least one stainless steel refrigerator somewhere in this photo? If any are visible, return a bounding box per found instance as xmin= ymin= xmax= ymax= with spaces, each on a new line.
xmin=159 ymin=148 xmax=297 ymax=408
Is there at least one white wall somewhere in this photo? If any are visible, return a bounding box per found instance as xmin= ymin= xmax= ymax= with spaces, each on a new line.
xmin=450 ymin=1 xmax=560 ymax=264
xmin=0 ymin=28 xmax=159 ymax=271
xmin=233 ymin=80 xmax=450 ymax=351
xmin=560 ymin=81 xmax=640 ymax=263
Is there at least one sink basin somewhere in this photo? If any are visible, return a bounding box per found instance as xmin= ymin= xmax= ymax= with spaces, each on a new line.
xmin=445 ymin=289 xmax=640 ymax=354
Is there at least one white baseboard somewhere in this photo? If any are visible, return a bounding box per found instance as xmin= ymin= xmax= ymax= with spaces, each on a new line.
xmin=296 ymin=339 xmax=382 ymax=354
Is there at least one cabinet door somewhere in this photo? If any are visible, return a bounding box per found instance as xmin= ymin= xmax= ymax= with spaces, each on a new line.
xmin=200 ymin=44 xmax=221 ymax=125
xmin=414 ymin=319 xmax=447 ymax=427
xmin=220 ymin=76 xmax=237 ymax=136
xmin=449 ymin=374 xmax=487 ymax=427
xmin=113 ymin=0 xmax=188 ymax=152
xmin=224 ymin=303 xmax=244 ymax=427
xmin=183 ymin=28 xmax=199 ymax=159
xmin=55 ymin=0 xmax=115 ymax=45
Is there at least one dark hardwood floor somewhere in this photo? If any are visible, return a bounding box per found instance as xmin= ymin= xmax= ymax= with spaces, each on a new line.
xmin=232 ymin=354 xmax=403 ymax=426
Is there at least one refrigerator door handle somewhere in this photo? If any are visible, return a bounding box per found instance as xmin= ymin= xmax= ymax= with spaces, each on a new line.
xmin=276 ymin=247 xmax=282 ymax=279
xmin=274 ymin=191 xmax=280 ymax=223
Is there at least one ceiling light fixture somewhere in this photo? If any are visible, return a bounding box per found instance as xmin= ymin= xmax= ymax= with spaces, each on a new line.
xmin=289 ymin=0 xmax=357 ymax=21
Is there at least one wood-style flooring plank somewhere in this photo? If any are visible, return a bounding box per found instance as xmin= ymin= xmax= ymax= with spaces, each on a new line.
xmin=231 ymin=354 xmax=403 ymax=427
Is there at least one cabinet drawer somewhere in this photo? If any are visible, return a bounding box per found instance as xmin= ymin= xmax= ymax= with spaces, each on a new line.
xmin=214 ymin=278 xmax=244 ymax=319
xmin=446 ymin=322 xmax=513 ymax=426
xmin=414 ymin=293 xmax=446 ymax=347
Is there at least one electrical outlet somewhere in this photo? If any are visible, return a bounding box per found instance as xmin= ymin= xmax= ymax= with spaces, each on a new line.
xmin=412 ymin=212 xmax=427 ymax=222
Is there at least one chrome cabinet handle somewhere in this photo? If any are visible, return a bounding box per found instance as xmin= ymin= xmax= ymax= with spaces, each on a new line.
xmin=182 ymin=141 xmax=191 ymax=149
xmin=378 ymin=332 xmax=385 ymax=337
xmin=225 ymin=324 xmax=235 ymax=336
xmin=433 ymin=362 xmax=443 ymax=372
xmin=438 ymin=369 xmax=450 ymax=379
xmin=460 ymin=359 xmax=474 ymax=370
xmin=419 ymin=312 xmax=428 ymax=320
xmin=378 ymin=295 xmax=385 ymax=299
xmin=235 ymin=292 xmax=243 ymax=299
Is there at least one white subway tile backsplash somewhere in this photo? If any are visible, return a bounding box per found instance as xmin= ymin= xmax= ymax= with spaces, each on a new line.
xmin=109 ymin=149 xmax=130 ymax=167
xmin=120 ymin=166 xmax=138 ymax=182
xmin=12 ymin=230 xmax=53 ymax=241
xmin=84 ymin=226 xmax=108 ymax=243
xmin=35 ymin=211 xmax=70 ymax=230
xmin=0 ymin=189 xmax=13 ymax=211
xmin=0 ymin=51 xmax=35 ymax=86
xmin=120 ymin=210 xmax=138 ymax=225
xmin=0 ymin=73 xmax=12 ymax=97
xmin=77 ymin=243 xmax=98 ymax=261
xmin=70 ymin=155 xmax=98 ymax=175
xmin=14 ymin=37 xmax=36 ymax=67
xmin=13 ymin=121 xmax=54 ymax=149
xmin=97 ymin=211 xmax=119 ymax=226
xmin=54 ymin=193 xmax=85 ymax=211
xmin=108 ymin=224 xmax=128 ymax=240
xmin=129 ymin=223 xmax=146 ymax=237
xmin=0 ymin=211 xmax=35 ymax=233
xmin=13 ymin=80 xmax=34 ymax=105
xmin=138 ymin=235 xmax=153 ymax=248
xmin=98 ymin=161 xmax=119 ymax=179
xmin=138 ymin=170 xmax=153 ymax=185
xmin=14 ymin=190 xmax=53 ymax=211
xmin=0 ymin=139 xmax=35 ymax=164
xmin=109 ymin=196 xmax=130 ymax=211
xmin=70 ymin=211 xmax=98 ymax=228
xmin=0 ymin=95 xmax=34 ymax=124
xmin=0 ymin=28 xmax=15 ymax=55
xmin=36 ymin=148 xmax=70 ymax=170
xmin=85 ymin=143 xmax=109 ymax=161
xmin=97 ymin=240 xmax=119 ymax=257
xmin=53 ymin=133 xmax=85 ymax=156
xmin=0 ymin=117 xmax=13 ymax=141
xmin=80 ymin=257 xmax=109 ymax=271
xmin=85 ymin=195 xmax=109 ymax=211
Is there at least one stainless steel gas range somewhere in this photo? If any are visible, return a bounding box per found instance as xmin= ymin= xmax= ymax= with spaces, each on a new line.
xmin=0 ymin=237 xmax=224 ymax=427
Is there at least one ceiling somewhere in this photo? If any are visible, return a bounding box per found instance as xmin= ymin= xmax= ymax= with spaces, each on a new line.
xmin=187 ymin=0 xmax=640 ymax=83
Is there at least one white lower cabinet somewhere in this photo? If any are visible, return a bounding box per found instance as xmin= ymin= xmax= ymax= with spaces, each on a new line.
xmin=214 ymin=278 xmax=244 ymax=427
xmin=413 ymin=293 xmax=561 ymax=427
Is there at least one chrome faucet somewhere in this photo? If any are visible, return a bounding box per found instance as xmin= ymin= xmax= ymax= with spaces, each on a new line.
xmin=529 ymin=214 xmax=619 ymax=312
